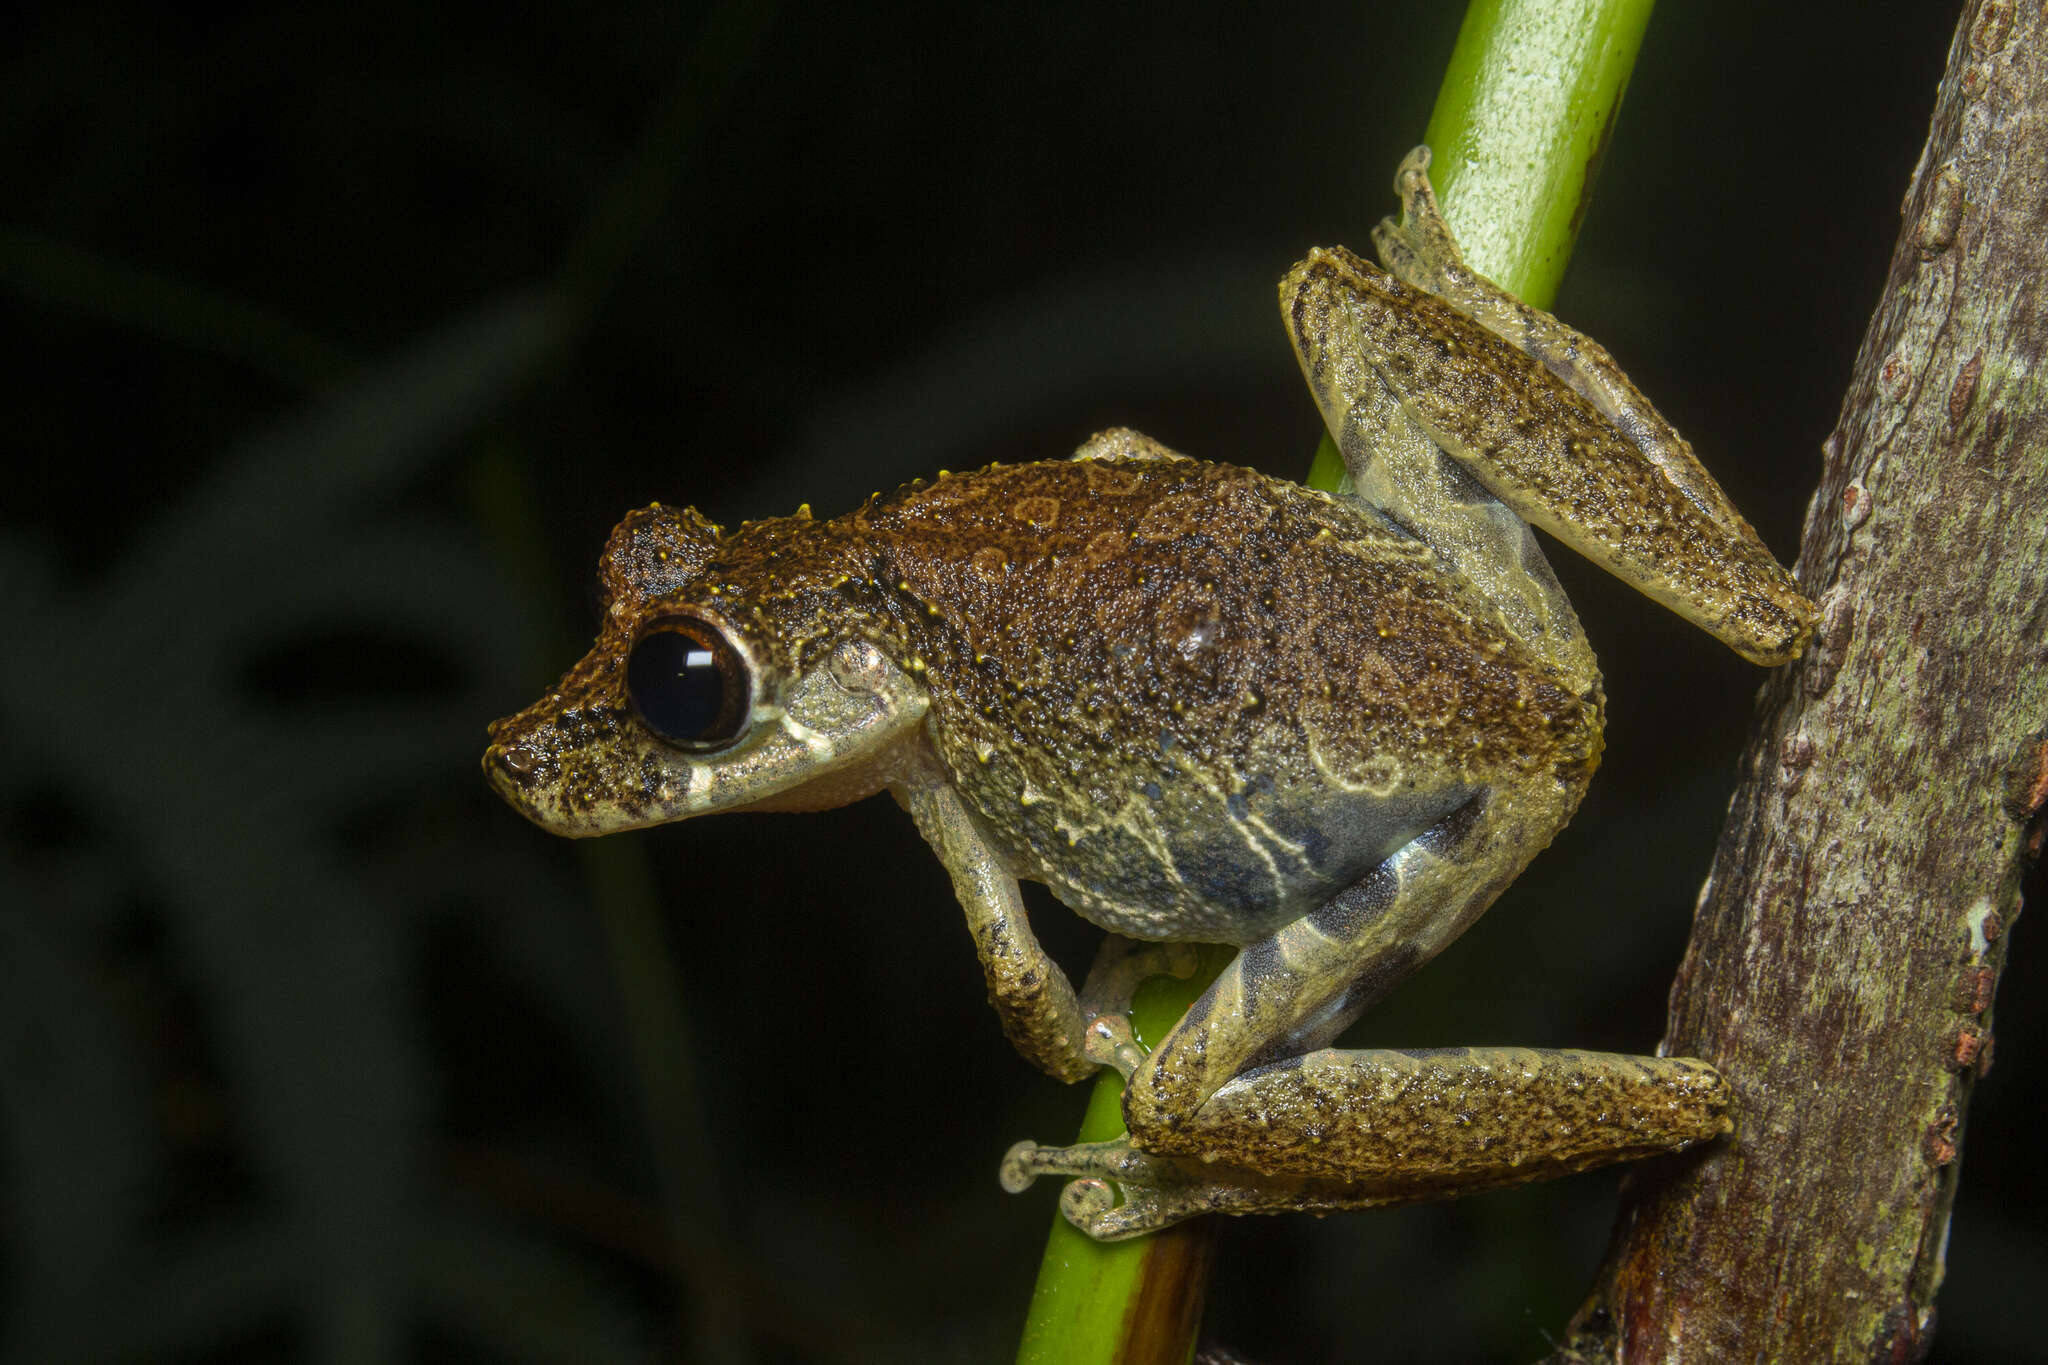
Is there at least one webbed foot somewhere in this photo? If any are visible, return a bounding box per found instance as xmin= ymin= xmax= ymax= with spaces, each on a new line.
xmin=1001 ymin=1137 xmax=1239 ymax=1240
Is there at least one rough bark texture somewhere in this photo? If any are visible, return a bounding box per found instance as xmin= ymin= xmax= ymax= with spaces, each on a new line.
xmin=1547 ymin=2 xmax=2048 ymax=1360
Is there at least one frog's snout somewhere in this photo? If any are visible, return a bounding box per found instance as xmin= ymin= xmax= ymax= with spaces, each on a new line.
xmin=482 ymin=737 xmax=591 ymax=838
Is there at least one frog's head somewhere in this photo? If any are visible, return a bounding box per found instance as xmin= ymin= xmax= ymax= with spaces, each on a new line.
xmin=483 ymin=503 xmax=930 ymax=836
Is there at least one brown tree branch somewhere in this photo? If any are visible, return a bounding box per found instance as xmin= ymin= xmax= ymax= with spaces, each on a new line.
xmin=1548 ymin=1 xmax=2048 ymax=1359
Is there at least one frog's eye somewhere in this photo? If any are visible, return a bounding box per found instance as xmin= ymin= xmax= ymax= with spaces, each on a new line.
xmin=626 ymin=615 xmax=752 ymax=749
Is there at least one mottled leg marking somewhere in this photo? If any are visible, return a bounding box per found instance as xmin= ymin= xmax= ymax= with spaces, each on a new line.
xmin=1282 ymin=145 xmax=1812 ymax=665
xmin=899 ymin=779 xmax=1094 ymax=1083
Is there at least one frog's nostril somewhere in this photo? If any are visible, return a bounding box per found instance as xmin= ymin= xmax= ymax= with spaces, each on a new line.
xmin=482 ymin=742 xmax=543 ymax=794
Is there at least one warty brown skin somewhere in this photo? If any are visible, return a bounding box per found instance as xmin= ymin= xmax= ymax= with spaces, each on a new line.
xmin=484 ymin=448 xmax=1596 ymax=944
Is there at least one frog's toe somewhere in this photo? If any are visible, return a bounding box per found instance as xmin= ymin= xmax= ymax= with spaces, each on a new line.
xmin=1056 ymin=1177 xmax=1116 ymax=1226
xmin=1056 ymin=1178 xmax=1162 ymax=1240
xmin=1059 ymin=1175 xmax=1208 ymax=1239
xmin=1082 ymin=1014 xmax=1146 ymax=1077
xmin=1002 ymin=1139 xmax=1203 ymax=1239
xmin=999 ymin=1140 xmax=1044 ymax=1193
xmin=1000 ymin=1136 xmax=1140 ymax=1191
xmin=1394 ymin=142 xmax=1432 ymax=189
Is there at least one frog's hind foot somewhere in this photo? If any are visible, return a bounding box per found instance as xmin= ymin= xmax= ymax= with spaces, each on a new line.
xmin=1370 ymin=144 xmax=1472 ymax=295
xmin=1368 ymin=143 xmax=1558 ymax=349
xmin=1000 ymin=1137 xmax=1249 ymax=1240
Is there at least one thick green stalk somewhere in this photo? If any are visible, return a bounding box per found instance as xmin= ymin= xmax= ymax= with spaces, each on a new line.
xmin=1422 ymin=0 xmax=1655 ymax=306
xmin=1309 ymin=0 xmax=1652 ymax=491
xmin=1020 ymin=2 xmax=1652 ymax=1359
xmin=1013 ymin=947 xmax=1233 ymax=1365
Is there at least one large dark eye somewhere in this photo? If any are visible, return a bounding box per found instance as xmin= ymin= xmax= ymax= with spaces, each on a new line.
xmin=626 ymin=616 xmax=751 ymax=749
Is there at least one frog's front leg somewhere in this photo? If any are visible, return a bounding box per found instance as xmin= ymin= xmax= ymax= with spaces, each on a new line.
xmin=1004 ymin=795 xmax=1731 ymax=1240
xmin=902 ymin=772 xmax=1209 ymax=1081
xmin=898 ymin=773 xmax=1096 ymax=1084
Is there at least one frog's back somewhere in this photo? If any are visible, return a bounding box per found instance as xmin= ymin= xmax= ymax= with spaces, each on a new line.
xmin=854 ymin=450 xmax=1596 ymax=943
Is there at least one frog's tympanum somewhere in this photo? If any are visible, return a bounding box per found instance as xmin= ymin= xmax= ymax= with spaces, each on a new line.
xmin=484 ymin=149 xmax=1816 ymax=1239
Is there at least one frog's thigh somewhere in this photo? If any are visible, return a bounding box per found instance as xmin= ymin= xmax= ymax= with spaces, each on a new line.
xmin=898 ymin=780 xmax=1094 ymax=1083
xmin=1121 ymin=795 xmax=1533 ymax=1138
xmin=1335 ymin=371 xmax=1592 ymax=687
xmin=1121 ymin=796 xmax=1726 ymax=1170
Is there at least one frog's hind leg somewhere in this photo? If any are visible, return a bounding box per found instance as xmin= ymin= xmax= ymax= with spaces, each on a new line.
xmin=1002 ymin=793 xmax=1730 ymax=1239
xmin=1004 ymin=1045 xmax=1728 ymax=1239
xmin=899 ymin=776 xmax=1097 ymax=1084
xmin=1350 ymin=146 xmax=1814 ymax=665
xmin=1372 ymin=145 xmax=1755 ymax=545
xmin=1317 ymin=358 xmax=1597 ymax=696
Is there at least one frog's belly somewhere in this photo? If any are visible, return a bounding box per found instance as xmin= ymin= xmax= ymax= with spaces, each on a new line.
xmin=1009 ymin=780 xmax=1474 ymax=945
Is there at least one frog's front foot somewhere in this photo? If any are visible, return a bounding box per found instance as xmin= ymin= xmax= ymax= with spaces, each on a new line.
xmin=1081 ymin=1013 xmax=1146 ymax=1078
xmin=1001 ymin=1138 xmax=1207 ymax=1240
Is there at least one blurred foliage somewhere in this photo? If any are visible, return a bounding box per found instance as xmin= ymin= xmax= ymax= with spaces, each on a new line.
xmin=4 ymin=2 xmax=2038 ymax=1363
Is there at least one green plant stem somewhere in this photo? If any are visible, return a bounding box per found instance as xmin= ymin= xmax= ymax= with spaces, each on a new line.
xmin=1307 ymin=0 xmax=1651 ymax=484
xmin=1421 ymin=0 xmax=1654 ymax=307
xmin=1013 ymin=946 xmax=1233 ymax=1365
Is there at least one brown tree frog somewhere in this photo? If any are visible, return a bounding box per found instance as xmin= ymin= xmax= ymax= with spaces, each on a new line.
xmin=483 ymin=147 xmax=1815 ymax=1239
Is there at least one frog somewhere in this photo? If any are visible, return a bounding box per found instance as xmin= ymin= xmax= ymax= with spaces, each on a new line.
xmin=482 ymin=146 xmax=1816 ymax=1240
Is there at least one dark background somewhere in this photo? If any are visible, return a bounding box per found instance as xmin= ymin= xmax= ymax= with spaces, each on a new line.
xmin=6 ymin=2 xmax=2040 ymax=1362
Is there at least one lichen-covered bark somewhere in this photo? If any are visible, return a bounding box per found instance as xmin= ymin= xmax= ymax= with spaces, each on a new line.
xmin=1547 ymin=2 xmax=2048 ymax=1360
